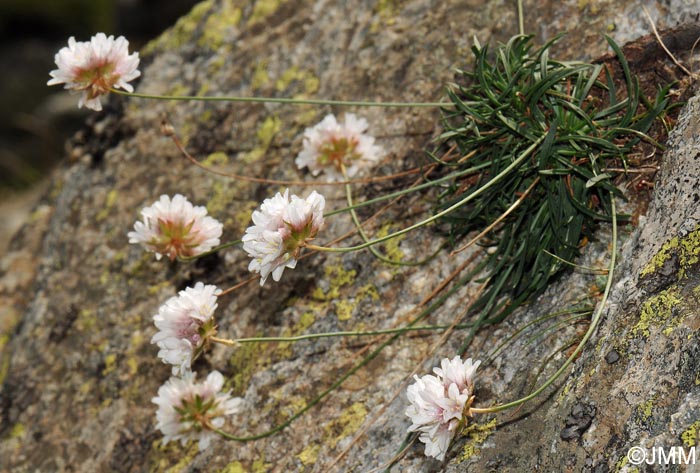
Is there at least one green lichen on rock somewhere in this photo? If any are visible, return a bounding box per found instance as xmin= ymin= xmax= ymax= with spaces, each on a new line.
xmin=241 ymin=115 xmax=281 ymax=163
xmin=148 ymin=439 xmax=199 ymax=473
xmin=199 ymin=0 xmax=242 ymax=50
xmin=632 ymin=287 xmax=682 ymax=337
xmin=635 ymin=398 xmax=654 ymax=423
xmin=640 ymin=226 xmax=700 ymax=279
xmin=312 ymin=264 xmax=357 ymax=301
xmin=296 ymin=442 xmax=320 ymax=468
xmin=324 ymin=402 xmax=368 ymax=449
xmin=142 ymin=0 xmax=215 ymax=55
xmin=274 ymin=66 xmax=320 ymax=96
xmin=248 ymin=0 xmax=287 ymax=25
xmin=459 ymin=418 xmax=497 ymax=461
xmin=681 ymin=420 xmax=700 ymax=447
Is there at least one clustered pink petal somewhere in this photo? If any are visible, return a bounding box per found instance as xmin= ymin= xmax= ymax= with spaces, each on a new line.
xmin=151 ymin=282 xmax=222 ymax=375
xmin=242 ymin=189 xmax=325 ymax=285
xmin=295 ymin=113 xmax=383 ymax=180
xmin=152 ymin=371 xmax=243 ymax=450
xmin=48 ymin=33 xmax=140 ymax=111
xmin=405 ymin=356 xmax=481 ymax=461
xmin=128 ymin=194 xmax=223 ymax=261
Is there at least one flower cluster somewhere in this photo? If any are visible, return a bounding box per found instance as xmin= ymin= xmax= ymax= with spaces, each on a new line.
xmin=151 ymin=282 xmax=221 ymax=375
xmin=296 ymin=113 xmax=383 ymax=180
xmin=153 ymin=370 xmax=243 ymax=451
xmin=48 ymin=33 xmax=140 ymax=111
xmin=243 ymin=189 xmax=325 ymax=285
xmin=128 ymin=194 xmax=223 ymax=261
xmin=406 ymin=356 xmax=481 ymax=461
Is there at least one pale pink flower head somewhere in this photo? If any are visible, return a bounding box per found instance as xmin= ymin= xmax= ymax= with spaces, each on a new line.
xmin=242 ymin=189 xmax=325 ymax=285
xmin=128 ymin=194 xmax=223 ymax=261
xmin=433 ymin=356 xmax=480 ymax=396
xmin=152 ymin=371 xmax=243 ymax=450
xmin=152 ymin=282 xmax=222 ymax=375
xmin=48 ymin=33 xmax=140 ymax=111
xmin=295 ymin=113 xmax=383 ymax=180
xmin=405 ymin=356 xmax=481 ymax=461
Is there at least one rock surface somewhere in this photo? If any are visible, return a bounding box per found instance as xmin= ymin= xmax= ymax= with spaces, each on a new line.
xmin=1 ymin=1 xmax=699 ymax=472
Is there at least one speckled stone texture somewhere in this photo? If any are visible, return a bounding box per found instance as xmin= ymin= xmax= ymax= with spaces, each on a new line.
xmin=1 ymin=1 xmax=699 ymax=472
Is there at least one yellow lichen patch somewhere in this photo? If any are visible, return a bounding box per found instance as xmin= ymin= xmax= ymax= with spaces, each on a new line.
xmin=313 ymin=264 xmax=357 ymax=301
xmin=218 ymin=461 xmax=246 ymax=473
xmin=275 ymin=311 xmax=317 ymax=357
xmin=636 ymin=399 xmax=654 ymax=423
xmin=76 ymin=308 xmax=97 ymax=332
xmin=148 ymin=439 xmax=199 ymax=473
xmin=678 ymin=228 xmax=700 ymax=278
xmin=252 ymin=457 xmax=271 ymax=473
xmin=681 ymin=420 xmax=700 ymax=447
xmin=249 ymin=0 xmax=287 ymax=25
xmin=102 ymin=353 xmax=118 ymax=376
xmin=142 ymin=0 xmax=214 ymax=55
xmin=324 ymin=402 xmax=368 ymax=449
xmin=199 ymin=0 xmax=242 ymax=50
xmin=632 ymin=287 xmax=682 ymax=337
xmin=275 ymin=66 xmax=320 ymax=96
xmin=229 ymin=336 xmax=270 ymax=395
xmin=297 ymin=443 xmax=321 ymax=468
xmin=371 ymin=0 xmax=404 ymax=30
xmin=9 ymin=423 xmax=25 ymax=439
xmin=459 ymin=418 xmax=497 ymax=461
xmin=641 ymin=227 xmax=700 ymax=279
xmin=334 ymin=284 xmax=379 ymax=321
xmin=96 ymin=189 xmax=119 ymax=222
xmin=241 ymin=115 xmax=281 ymax=163
xmin=251 ymin=60 xmax=270 ymax=90
xmin=203 ymin=151 xmax=230 ymax=167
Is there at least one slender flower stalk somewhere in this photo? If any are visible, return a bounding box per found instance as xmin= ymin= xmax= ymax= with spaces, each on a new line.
xmin=48 ymin=33 xmax=140 ymax=110
xmin=111 ymin=88 xmax=445 ymax=108
xmin=469 ymin=197 xmax=617 ymax=416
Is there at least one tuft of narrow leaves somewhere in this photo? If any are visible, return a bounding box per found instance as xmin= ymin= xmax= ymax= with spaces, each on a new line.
xmin=435 ymin=35 xmax=671 ymax=337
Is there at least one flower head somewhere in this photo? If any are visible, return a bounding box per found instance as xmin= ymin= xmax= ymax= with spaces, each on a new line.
xmin=242 ymin=189 xmax=325 ymax=285
xmin=152 ymin=370 xmax=243 ymax=450
xmin=128 ymin=194 xmax=223 ymax=261
xmin=48 ymin=33 xmax=140 ymax=111
xmin=295 ymin=113 xmax=383 ymax=180
xmin=152 ymin=282 xmax=221 ymax=375
xmin=405 ymin=356 xmax=481 ymax=461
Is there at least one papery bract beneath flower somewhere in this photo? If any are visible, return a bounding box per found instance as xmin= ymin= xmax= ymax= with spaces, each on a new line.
xmin=128 ymin=194 xmax=223 ymax=261
xmin=295 ymin=113 xmax=383 ymax=180
xmin=151 ymin=282 xmax=221 ymax=375
xmin=405 ymin=356 xmax=481 ymax=461
xmin=242 ymin=189 xmax=325 ymax=285
xmin=152 ymin=371 xmax=243 ymax=450
xmin=48 ymin=33 xmax=140 ymax=111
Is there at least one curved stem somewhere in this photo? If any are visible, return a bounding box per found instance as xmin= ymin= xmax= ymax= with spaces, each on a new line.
xmin=112 ymin=88 xmax=446 ymax=108
xmin=470 ymin=196 xmax=617 ymax=415
xmin=343 ymin=166 xmax=440 ymax=266
xmin=213 ymin=264 xmax=477 ymax=442
xmin=210 ymin=322 xmax=477 ymax=346
xmin=307 ymin=135 xmax=546 ymax=253
xmin=324 ymin=159 xmax=496 ymax=217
